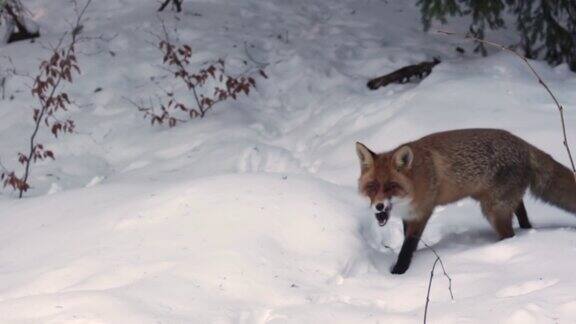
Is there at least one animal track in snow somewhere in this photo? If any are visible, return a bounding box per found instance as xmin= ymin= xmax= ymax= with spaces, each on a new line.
xmin=466 ymin=244 xmax=521 ymax=264
xmin=503 ymin=304 xmax=546 ymax=324
xmin=237 ymin=145 xmax=302 ymax=173
xmin=496 ymin=279 xmax=558 ymax=297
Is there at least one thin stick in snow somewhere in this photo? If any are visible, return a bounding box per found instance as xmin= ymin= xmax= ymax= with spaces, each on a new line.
xmin=420 ymin=240 xmax=454 ymax=324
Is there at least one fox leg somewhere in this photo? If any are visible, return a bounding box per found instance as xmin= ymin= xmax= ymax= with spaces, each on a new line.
xmin=491 ymin=213 xmax=515 ymax=239
xmin=391 ymin=216 xmax=431 ymax=274
xmin=480 ymin=199 xmax=515 ymax=239
xmin=514 ymin=200 xmax=532 ymax=229
xmin=402 ymin=220 xmax=408 ymax=236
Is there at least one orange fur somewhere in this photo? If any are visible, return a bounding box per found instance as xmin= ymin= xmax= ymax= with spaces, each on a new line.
xmin=357 ymin=128 xmax=576 ymax=274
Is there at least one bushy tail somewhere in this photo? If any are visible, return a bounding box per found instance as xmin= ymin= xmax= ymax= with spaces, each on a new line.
xmin=529 ymin=146 xmax=576 ymax=214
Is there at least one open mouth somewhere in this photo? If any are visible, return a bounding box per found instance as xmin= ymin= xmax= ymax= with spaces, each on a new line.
xmin=374 ymin=203 xmax=392 ymax=226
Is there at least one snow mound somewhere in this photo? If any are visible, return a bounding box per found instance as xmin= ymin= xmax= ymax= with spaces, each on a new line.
xmin=0 ymin=0 xmax=575 ymax=322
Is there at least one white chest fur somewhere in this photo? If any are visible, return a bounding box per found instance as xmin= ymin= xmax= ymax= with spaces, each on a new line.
xmin=390 ymin=197 xmax=416 ymax=220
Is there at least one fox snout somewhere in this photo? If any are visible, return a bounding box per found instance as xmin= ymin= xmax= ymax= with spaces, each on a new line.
xmin=374 ymin=200 xmax=391 ymax=213
xmin=374 ymin=200 xmax=392 ymax=226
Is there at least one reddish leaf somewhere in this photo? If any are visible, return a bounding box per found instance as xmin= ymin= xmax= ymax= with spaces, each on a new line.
xmin=18 ymin=153 xmax=28 ymax=165
xmin=51 ymin=123 xmax=62 ymax=137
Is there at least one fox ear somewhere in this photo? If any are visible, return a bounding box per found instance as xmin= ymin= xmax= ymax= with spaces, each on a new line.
xmin=356 ymin=142 xmax=375 ymax=169
xmin=393 ymin=146 xmax=413 ymax=170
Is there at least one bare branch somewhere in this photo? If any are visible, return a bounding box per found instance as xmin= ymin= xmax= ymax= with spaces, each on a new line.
xmin=420 ymin=239 xmax=454 ymax=324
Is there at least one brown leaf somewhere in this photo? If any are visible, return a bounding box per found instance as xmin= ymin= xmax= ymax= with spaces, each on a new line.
xmin=51 ymin=123 xmax=62 ymax=137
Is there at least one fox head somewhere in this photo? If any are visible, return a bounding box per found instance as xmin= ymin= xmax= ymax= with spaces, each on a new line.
xmin=356 ymin=142 xmax=415 ymax=224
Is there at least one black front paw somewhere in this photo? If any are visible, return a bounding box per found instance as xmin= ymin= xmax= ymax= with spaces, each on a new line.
xmin=391 ymin=262 xmax=409 ymax=275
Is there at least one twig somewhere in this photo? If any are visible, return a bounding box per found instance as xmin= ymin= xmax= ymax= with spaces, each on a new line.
xmin=424 ymin=257 xmax=439 ymax=324
xmin=436 ymin=30 xmax=576 ymax=182
xmin=421 ymin=240 xmax=454 ymax=300
xmin=158 ymin=19 xmax=203 ymax=117
xmin=0 ymin=76 xmax=5 ymax=99
xmin=17 ymin=0 xmax=92 ymax=197
xmin=123 ymin=96 xmax=187 ymax=125
xmin=420 ymin=239 xmax=454 ymax=324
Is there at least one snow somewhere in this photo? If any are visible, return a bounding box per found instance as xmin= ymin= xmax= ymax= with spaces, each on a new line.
xmin=0 ymin=0 xmax=575 ymax=323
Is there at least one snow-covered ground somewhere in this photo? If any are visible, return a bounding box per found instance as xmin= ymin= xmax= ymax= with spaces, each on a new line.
xmin=0 ymin=0 xmax=575 ymax=323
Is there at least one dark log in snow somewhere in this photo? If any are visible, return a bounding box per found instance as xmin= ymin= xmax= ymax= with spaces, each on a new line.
xmin=4 ymin=4 xmax=40 ymax=44
xmin=158 ymin=0 xmax=183 ymax=12
xmin=367 ymin=58 xmax=440 ymax=90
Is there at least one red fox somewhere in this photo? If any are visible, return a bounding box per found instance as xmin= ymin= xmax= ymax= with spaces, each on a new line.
xmin=356 ymin=128 xmax=576 ymax=274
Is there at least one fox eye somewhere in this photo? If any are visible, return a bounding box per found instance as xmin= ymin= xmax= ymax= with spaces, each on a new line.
xmin=364 ymin=181 xmax=379 ymax=195
xmin=384 ymin=182 xmax=400 ymax=192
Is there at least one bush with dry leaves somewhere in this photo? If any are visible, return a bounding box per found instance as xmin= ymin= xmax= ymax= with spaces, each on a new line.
xmin=137 ymin=36 xmax=267 ymax=127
